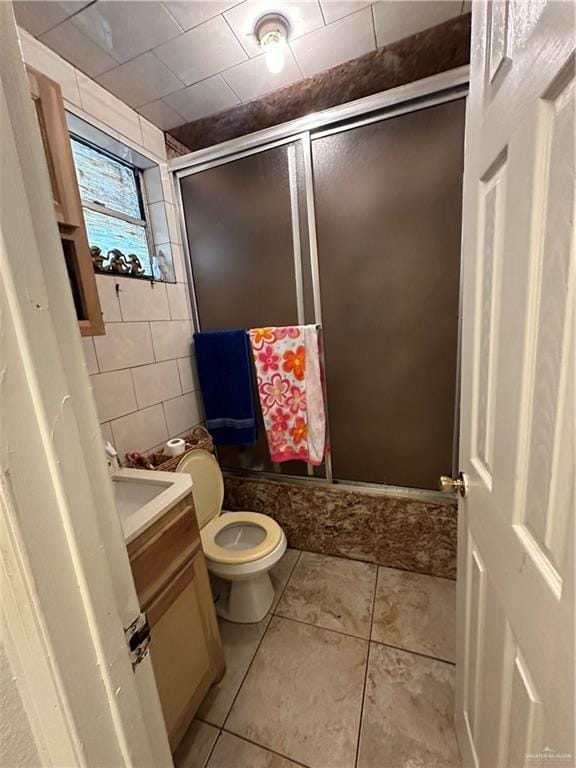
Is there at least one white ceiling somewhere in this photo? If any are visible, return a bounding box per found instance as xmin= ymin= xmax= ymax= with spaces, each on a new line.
xmin=14 ymin=0 xmax=469 ymax=131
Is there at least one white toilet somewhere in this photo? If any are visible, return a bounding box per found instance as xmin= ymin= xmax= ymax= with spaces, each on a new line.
xmin=177 ymin=450 xmax=286 ymax=624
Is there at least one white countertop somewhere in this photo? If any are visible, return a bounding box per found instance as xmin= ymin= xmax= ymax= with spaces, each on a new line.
xmin=112 ymin=467 xmax=193 ymax=544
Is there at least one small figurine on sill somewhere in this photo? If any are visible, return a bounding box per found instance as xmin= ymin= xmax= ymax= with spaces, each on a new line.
xmin=126 ymin=253 xmax=145 ymax=276
xmin=90 ymin=245 xmax=108 ymax=272
xmin=107 ymin=249 xmax=129 ymax=274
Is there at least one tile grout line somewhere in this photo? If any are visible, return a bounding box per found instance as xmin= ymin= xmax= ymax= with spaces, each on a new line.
xmin=220 ymin=728 xmax=312 ymax=768
xmin=201 ymin=727 xmax=223 ymax=768
xmin=354 ymin=565 xmax=379 ymax=768
xmin=369 ymin=637 xmax=456 ymax=667
xmin=219 ymin=549 xmax=303 ymax=732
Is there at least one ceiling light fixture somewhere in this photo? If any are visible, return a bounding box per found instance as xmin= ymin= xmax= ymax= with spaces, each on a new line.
xmin=255 ymin=13 xmax=290 ymax=74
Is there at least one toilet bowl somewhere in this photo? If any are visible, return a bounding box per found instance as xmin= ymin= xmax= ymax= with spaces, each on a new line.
xmin=177 ymin=450 xmax=286 ymax=623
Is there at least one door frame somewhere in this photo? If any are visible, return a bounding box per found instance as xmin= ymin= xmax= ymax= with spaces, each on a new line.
xmin=0 ymin=6 xmax=172 ymax=765
xmin=170 ymin=66 xmax=469 ymax=494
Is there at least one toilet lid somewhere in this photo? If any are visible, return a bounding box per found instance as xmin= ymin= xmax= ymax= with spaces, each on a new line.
xmin=202 ymin=511 xmax=283 ymax=564
xmin=176 ymin=450 xmax=224 ymax=529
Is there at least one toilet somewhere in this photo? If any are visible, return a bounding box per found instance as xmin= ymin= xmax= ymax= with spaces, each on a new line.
xmin=177 ymin=450 xmax=286 ymax=624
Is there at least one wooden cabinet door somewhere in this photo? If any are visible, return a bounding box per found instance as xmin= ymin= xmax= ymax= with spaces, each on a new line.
xmin=27 ymin=66 xmax=104 ymax=336
xmin=147 ymin=551 xmax=224 ymax=750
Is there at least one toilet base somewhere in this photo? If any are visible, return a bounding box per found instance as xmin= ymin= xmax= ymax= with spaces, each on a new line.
xmin=214 ymin=571 xmax=274 ymax=624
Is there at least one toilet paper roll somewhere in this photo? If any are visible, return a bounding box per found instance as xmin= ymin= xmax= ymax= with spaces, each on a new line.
xmin=165 ymin=438 xmax=186 ymax=457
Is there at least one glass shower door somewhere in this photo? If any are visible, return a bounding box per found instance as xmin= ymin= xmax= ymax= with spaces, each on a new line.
xmin=180 ymin=141 xmax=319 ymax=476
xmin=311 ymin=99 xmax=466 ymax=489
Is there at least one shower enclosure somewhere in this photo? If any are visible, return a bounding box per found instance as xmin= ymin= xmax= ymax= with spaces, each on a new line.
xmin=172 ymin=69 xmax=468 ymax=492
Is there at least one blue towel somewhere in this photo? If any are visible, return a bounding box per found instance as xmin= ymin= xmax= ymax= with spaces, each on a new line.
xmin=194 ymin=330 xmax=257 ymax=446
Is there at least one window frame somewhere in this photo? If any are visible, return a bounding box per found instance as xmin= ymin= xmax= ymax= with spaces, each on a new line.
xmin=70 ymin=135 xmax=156 ymax=278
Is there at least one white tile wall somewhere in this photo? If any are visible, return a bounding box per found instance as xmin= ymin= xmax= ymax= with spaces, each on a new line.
xmin=222 ymin=49 xmax=302 ymax=102
xmin=91 ymin=369 xmax=137 ymax=423
xmin=117 ymin=280 xmax=170 ymax=322
xmin=132 ymin=360 xmax=182 ymax=409
xmin=94 ymin=322 xmax=155 ymax=372
xmin=18 ymin=31 xmax=206 ymax=458
xmin=96 ymin=53 xmax=183 ymax=110
xmin=373 ymin=1 xmax=461 ymax=48
xmin=163 ymin=76 xmax=239 ymax=123
xmin=111 ymin=404 xmax=169 ymax=460
xmin=151 ymin=320 xmax=194 ymax=362
xmin=163 ymin=392 xmax=203 ymax=436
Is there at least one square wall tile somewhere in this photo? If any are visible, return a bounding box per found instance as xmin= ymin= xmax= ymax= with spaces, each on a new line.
xmin=373 ymin=1 xmax=461 ymax=49
xmin=177 ymin=356 xmax=200 ymax=394
xmin=372 ymin=567 xmax=456 ymax=662
xmin=94 ymin=322 xmax=154 ymax=372
xmin=139 ymin=99 xmax=185 ymax=132
xmin=90 ymin=369 xmax=136 ymax=423
xmin=100 ymin=421 xmax=113 ymax=445
xmin=96 ymin=53 xmax=183 ymax=110
xmin=154 ymin=244 xmax=176 ymax=283
xmin=95 ymin=275 xmax=122 ymax=322
xmin=222 ymin=50 xmax=302 ymax=103
xmin=118 ymin=279 xmax=170 ymax=322
xmin=164 ymin=1 xmax=238 ymax=31
xmin=71 ymin=1 xmax=182 ymax=64
xmin=132 ymin=360 xmax=182 ymax=409
xmin=225 ymin=616 xmax=367 ymax=768
xmin=82 ymin=337 xmax=99 ymax=375
xmin=151 ymin=320 xmax=193 ymax=361
xmin=320 ymin=0 xmax=372 ymax=25
xmin=77 ymin=72 xmax=143 ymax=145
xmin=291 ymin=7 xmax=375 ymax=77
xmin=163 ymin=391 xmax=203 ymax=435
xmin=170 ymin=242 xmax=187 ymax=283
xmin=166 ymin=283 xmax=191 ymax=320
xmin=154 ymin=15 xmax=247 ymax=86
xmin=40 ymin=19 xmax=117 ymax=78
xmin=224 ymin=1 xmax=325 ymax=57
xmin=18 ymin=29 xmax=81 ymax=106
xmin=140 ymin=116 xmax=168 ymax=160
xmin=111 ymin=403 xmax=168 ymax=458
xmin=164 ymin=76 xmax=239 ymax=123
xmin=14 ymin=0 xmax=92 ymax=37
xmin=165 ymin=202 xmax=182 ymax=244
xmin=148 ymin=201 xmax=170 ymax=244
xmin=143 ymin=167 xmax=163 ymax=205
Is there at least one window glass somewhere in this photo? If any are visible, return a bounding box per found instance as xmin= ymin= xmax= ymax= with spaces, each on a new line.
xmin=83 ymin=209 xmax=152 ymax=274
xmin=71 ymin=138 xmax=142 ymax=218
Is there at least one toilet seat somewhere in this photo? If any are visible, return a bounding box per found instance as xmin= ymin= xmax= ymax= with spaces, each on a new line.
xmin=202 ymin=511 xmax=283 ymax=564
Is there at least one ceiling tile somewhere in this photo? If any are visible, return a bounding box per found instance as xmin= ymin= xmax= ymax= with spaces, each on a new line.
xmin=222 ymin=49 xmax=302 ymax=102
xmin=138 ymin=99 xmax=186 ymax=131
xmin=70 ymin=1 xmax=183 ymax=64
xmin=163 ymin=75 xmax=239 ymax=122
xmin=290 ymin=7 xmax=374 ymax=77
xmin=373 ymin=1 xmax=461 ymax=48
xmin=154 ymin=15 xmax=247 ymax=86
xmin=224 ymin=0 xmax=325 ymax=57
xmin=40 ymin=19 xmax=118 ymax=78
xmin=96 ymin=53 xmax=183 ymax=109
xmin=319 ymin=1 xmax=372 ymax=25
xmin=163 ymin=1 xmax=238 ymax=31
xmin=13 ymin=1 xmax=91 ymax=37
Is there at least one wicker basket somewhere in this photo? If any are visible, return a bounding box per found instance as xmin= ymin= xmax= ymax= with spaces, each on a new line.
xmin=126 ymin=426 xmax=213 ymax=472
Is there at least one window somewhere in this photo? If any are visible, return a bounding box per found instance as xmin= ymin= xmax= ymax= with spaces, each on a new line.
xmin=71 ymin=138 xmax=158 ymax=279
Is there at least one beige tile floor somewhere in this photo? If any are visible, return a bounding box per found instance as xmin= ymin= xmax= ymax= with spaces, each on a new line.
xmin=175 ymin=549 xmax=460 ymax=768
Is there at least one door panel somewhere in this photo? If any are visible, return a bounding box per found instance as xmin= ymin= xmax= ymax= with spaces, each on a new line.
xmin=312 ymin=99 xmax=466 ymax=489
xmin=456 ymin=1 xmax=574 ymax=765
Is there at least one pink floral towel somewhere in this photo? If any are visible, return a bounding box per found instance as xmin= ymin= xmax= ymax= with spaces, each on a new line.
xmin=249 ymin=326 xmax=326 ymax=465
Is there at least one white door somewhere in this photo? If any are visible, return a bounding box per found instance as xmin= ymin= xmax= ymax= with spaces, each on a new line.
xmin=456 ymin=1 xmax=574 ymax=766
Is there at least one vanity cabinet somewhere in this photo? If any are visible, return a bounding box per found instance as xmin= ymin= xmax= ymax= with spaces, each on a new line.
xmin=127 ymin=493 xmax=224 ymax=751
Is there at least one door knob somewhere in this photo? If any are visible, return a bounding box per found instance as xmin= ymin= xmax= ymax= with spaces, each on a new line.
xmin=439 ymin=472 xmax=467 ymax=497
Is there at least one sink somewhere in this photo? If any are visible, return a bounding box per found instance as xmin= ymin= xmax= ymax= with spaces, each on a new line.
xmin=112 ymin=468 xmax=193 ymax=543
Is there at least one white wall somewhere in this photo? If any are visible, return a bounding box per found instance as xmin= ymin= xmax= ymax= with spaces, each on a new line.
xmin=17 ymin=28 xmax=204 ymax=461
xmin=0 ymin=644 xmax=41 ymax=768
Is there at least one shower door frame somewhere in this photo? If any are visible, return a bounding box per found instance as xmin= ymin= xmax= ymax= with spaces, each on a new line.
xmin=171 ymin=66 xmax=469 ymax=499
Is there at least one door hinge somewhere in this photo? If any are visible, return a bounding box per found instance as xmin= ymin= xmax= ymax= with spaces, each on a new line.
xmin=125 ymin=612 xmax=150 ymax=669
